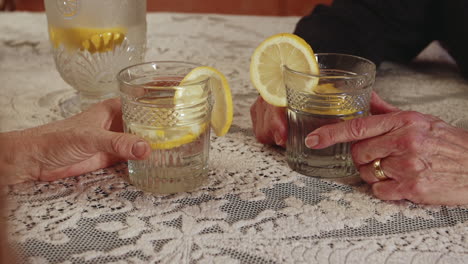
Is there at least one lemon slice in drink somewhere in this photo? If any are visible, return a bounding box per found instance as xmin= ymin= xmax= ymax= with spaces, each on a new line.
xmin=314 ymin=83 xmax=342 ymax=94
xmin=307 ymin=83 xmax=359 ymax=117
xmin=180 ymin=66 xmax=233 ymax=136
xmin=129 ymin=123 xmax=208 ymax=150
xmin=250 ymin=33 xmax=319 ymax=107
xmin=49 ymin=26 xmax=127 ymax=53
xmin=130 ymin=90 xmax=208 ymax=150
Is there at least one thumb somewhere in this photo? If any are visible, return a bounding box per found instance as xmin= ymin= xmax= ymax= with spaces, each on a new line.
xmin=92 ymin=130 xmax=151 ymax=160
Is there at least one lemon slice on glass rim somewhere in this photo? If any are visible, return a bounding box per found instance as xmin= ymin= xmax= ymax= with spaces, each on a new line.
xmin=250 ymin=33 xmax=360 ymax=117
xmin=250 ymin=33 xmax=320 ymax=107
xmin=133 ymin=66 xmax=233 ymax=150
xmin=179 ymin=66 xmax=233 ymax=137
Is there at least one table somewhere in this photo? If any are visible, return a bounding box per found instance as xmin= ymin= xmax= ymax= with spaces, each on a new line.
xmin=1 ymin=12 xmax=468 ymax=264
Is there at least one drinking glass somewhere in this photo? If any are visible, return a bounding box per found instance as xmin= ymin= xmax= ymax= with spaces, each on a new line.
xmin=118 ymin=61 xmax=212 ymax=194
xmin=44 ymin=0 xmax=147 ymax=113
xmin=284 ymin=53 xmax=376 ymax=178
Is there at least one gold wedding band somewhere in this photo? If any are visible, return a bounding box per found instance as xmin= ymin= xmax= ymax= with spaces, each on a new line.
xmin=373 ymin=158 xmax=388 ymax=181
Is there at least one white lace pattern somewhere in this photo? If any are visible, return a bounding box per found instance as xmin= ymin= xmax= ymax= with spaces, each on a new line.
xmin=1 ymin=13 xmax=468 ymax=264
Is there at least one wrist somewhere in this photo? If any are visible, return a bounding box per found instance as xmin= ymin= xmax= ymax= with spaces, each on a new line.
xmin=0 ymin=130 xmax=39 ymax=185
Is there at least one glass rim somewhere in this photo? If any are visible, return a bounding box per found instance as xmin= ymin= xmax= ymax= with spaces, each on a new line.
xmin=283 ymin=53 xmax=376 ymax=80
xmin=117 ymin=60 xmax=210 ymax=89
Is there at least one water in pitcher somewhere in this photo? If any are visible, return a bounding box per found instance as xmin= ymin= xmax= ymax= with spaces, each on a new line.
xmin=44 ymin=0 xmax=147 ymax=108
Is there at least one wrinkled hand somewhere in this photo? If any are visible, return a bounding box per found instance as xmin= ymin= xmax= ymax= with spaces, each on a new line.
xmin=250 ymin=96 xmax=287 ymax=146
xmin=250 ymin=92 xmax=396 ymax=147
xmin=0 ymin=98 xmax=150 ymax=185
xmin=305 ymin=99 xmax=468 ymax=205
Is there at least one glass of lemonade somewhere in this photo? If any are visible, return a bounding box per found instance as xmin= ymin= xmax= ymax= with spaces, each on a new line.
xmin=118 ymin=61 xmax=212 ymax=194
xmin=284 ymin=53 xmax=376 ymax=178
xmin=44 ymin=0 xmax=147 ymax=113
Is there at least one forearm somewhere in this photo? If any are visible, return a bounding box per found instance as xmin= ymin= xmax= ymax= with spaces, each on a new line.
xmin=0 ymin=130 xmax=39 ymax=185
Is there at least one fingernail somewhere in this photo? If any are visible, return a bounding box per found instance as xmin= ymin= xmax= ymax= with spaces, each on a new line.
xmin=305 ymin=135 xmax=319 ymax=148
xmin=132 ymin=141 xmax=148 ymax=158
xmin=274 ymin=133 xmax=284 ymax=146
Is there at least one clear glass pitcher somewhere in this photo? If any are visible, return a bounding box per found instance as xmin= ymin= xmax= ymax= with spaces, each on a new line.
xmin=44 ymin=0 xmax=147 ymax=112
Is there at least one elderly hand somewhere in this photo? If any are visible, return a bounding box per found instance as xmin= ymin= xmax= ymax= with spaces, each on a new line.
xmin=0 ymin=98 xmax=151 ymax=185
xmin=305 ymin=104 xmax=468 ymax=205
xmin=250 ymin=96 xmax=288 ymax=147
xmin=250 ymin=92 xmax=397 ymax=147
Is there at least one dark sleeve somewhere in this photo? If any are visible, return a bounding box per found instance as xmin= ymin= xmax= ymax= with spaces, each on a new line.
xmin=294 ymin=0 xmax=437 ymax=66
xmin=441 ymin=1 xmax=468 ymax=78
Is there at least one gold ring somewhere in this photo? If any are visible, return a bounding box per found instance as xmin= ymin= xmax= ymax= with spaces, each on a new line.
xmin=373 ymin=158 xmax=388 ymax=181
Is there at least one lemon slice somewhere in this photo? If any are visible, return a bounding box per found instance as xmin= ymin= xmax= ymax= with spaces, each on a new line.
xmin=129 ymin=123 xmax=208 ymax=150
xmin=306 ymin=83 xmax=359 ymax=117
xmin=313 ymin=83 xmax=342 ymax=94
xmin=180 ymin=66 xmax=233 ymax=136
xmin=129 ymin=67 xmax=232 ymax=150
xmin=250 ymin=33 xmax=319 ymax=107
xmin=49 ymin=26 xmax=127 ymax=53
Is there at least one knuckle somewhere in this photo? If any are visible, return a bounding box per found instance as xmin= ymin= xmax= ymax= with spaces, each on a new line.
xmin=429 ymin=119 xmax=449 ymax=135
xmin=111 ymin=134 xmax=129 ymax=154
xmin=346 ymin=118 xmax=367 ymax=139
xmin=395 ymin=131 xmax=422 ymax=152
xmin=399 ymin=111 xmax=424 ymax=122
xmin=401 ymin=156 xmax=426 ymax=172
xmin=399 ymin=111 xmax=430 ymax=127
xmin=404 ymin=178 xmax=429 ymax=199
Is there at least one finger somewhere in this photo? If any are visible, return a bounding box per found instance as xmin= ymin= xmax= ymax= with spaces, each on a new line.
xmin=109 ymin=113 xmax=124 ymax=133
xmin=98 ymin=98 xmax=123 ymax=129
xmin=254 ymin=98 xmax=275 ymax=145
xmin=370 ymin=91 xmax=399 ymax=115
xmin=92 ymin=130 xmax=151 ymax=160
xmin=72 ymin=98 xmax=123 ymax=130
xmin=39 ymin=153 xmax=122 ymax=182
xmin=101 ymin=98 xmax=124 ymax=132
xmin=350 ymin=135 xmax=398 ymax=165
xmin=357 ymin=161 xmax=390 ymax=184
xmin=350 ymin=128 xmax=460 ymax=169
xmin=269 ymin=105 xmax=287 ymax=147
xmin=250 ymin=97 xmax=259 ymax=129
xmin=254 ymin=97 xmax=287 ymax=146
xmin=99 ymin=97 xmax=122 ymax=113
xmin=305 ymin=112 xmax=404 ymax=149
xmin=371 ymin=180 xmax=405 ymax=201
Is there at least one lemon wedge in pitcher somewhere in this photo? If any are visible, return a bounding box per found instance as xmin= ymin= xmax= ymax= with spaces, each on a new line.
xmin=49 ymin=26 xmax=127 ymax=53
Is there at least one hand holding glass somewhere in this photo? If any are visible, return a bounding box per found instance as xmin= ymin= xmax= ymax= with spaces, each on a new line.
xmin=118 ymin=62 xmax=212 ymax=194
xmin=285 ymin=53 xmax=376 ymax=178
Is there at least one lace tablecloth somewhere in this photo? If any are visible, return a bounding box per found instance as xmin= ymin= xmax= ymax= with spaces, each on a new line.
xmin=1 ymin=12 xmax=468 ymax=264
